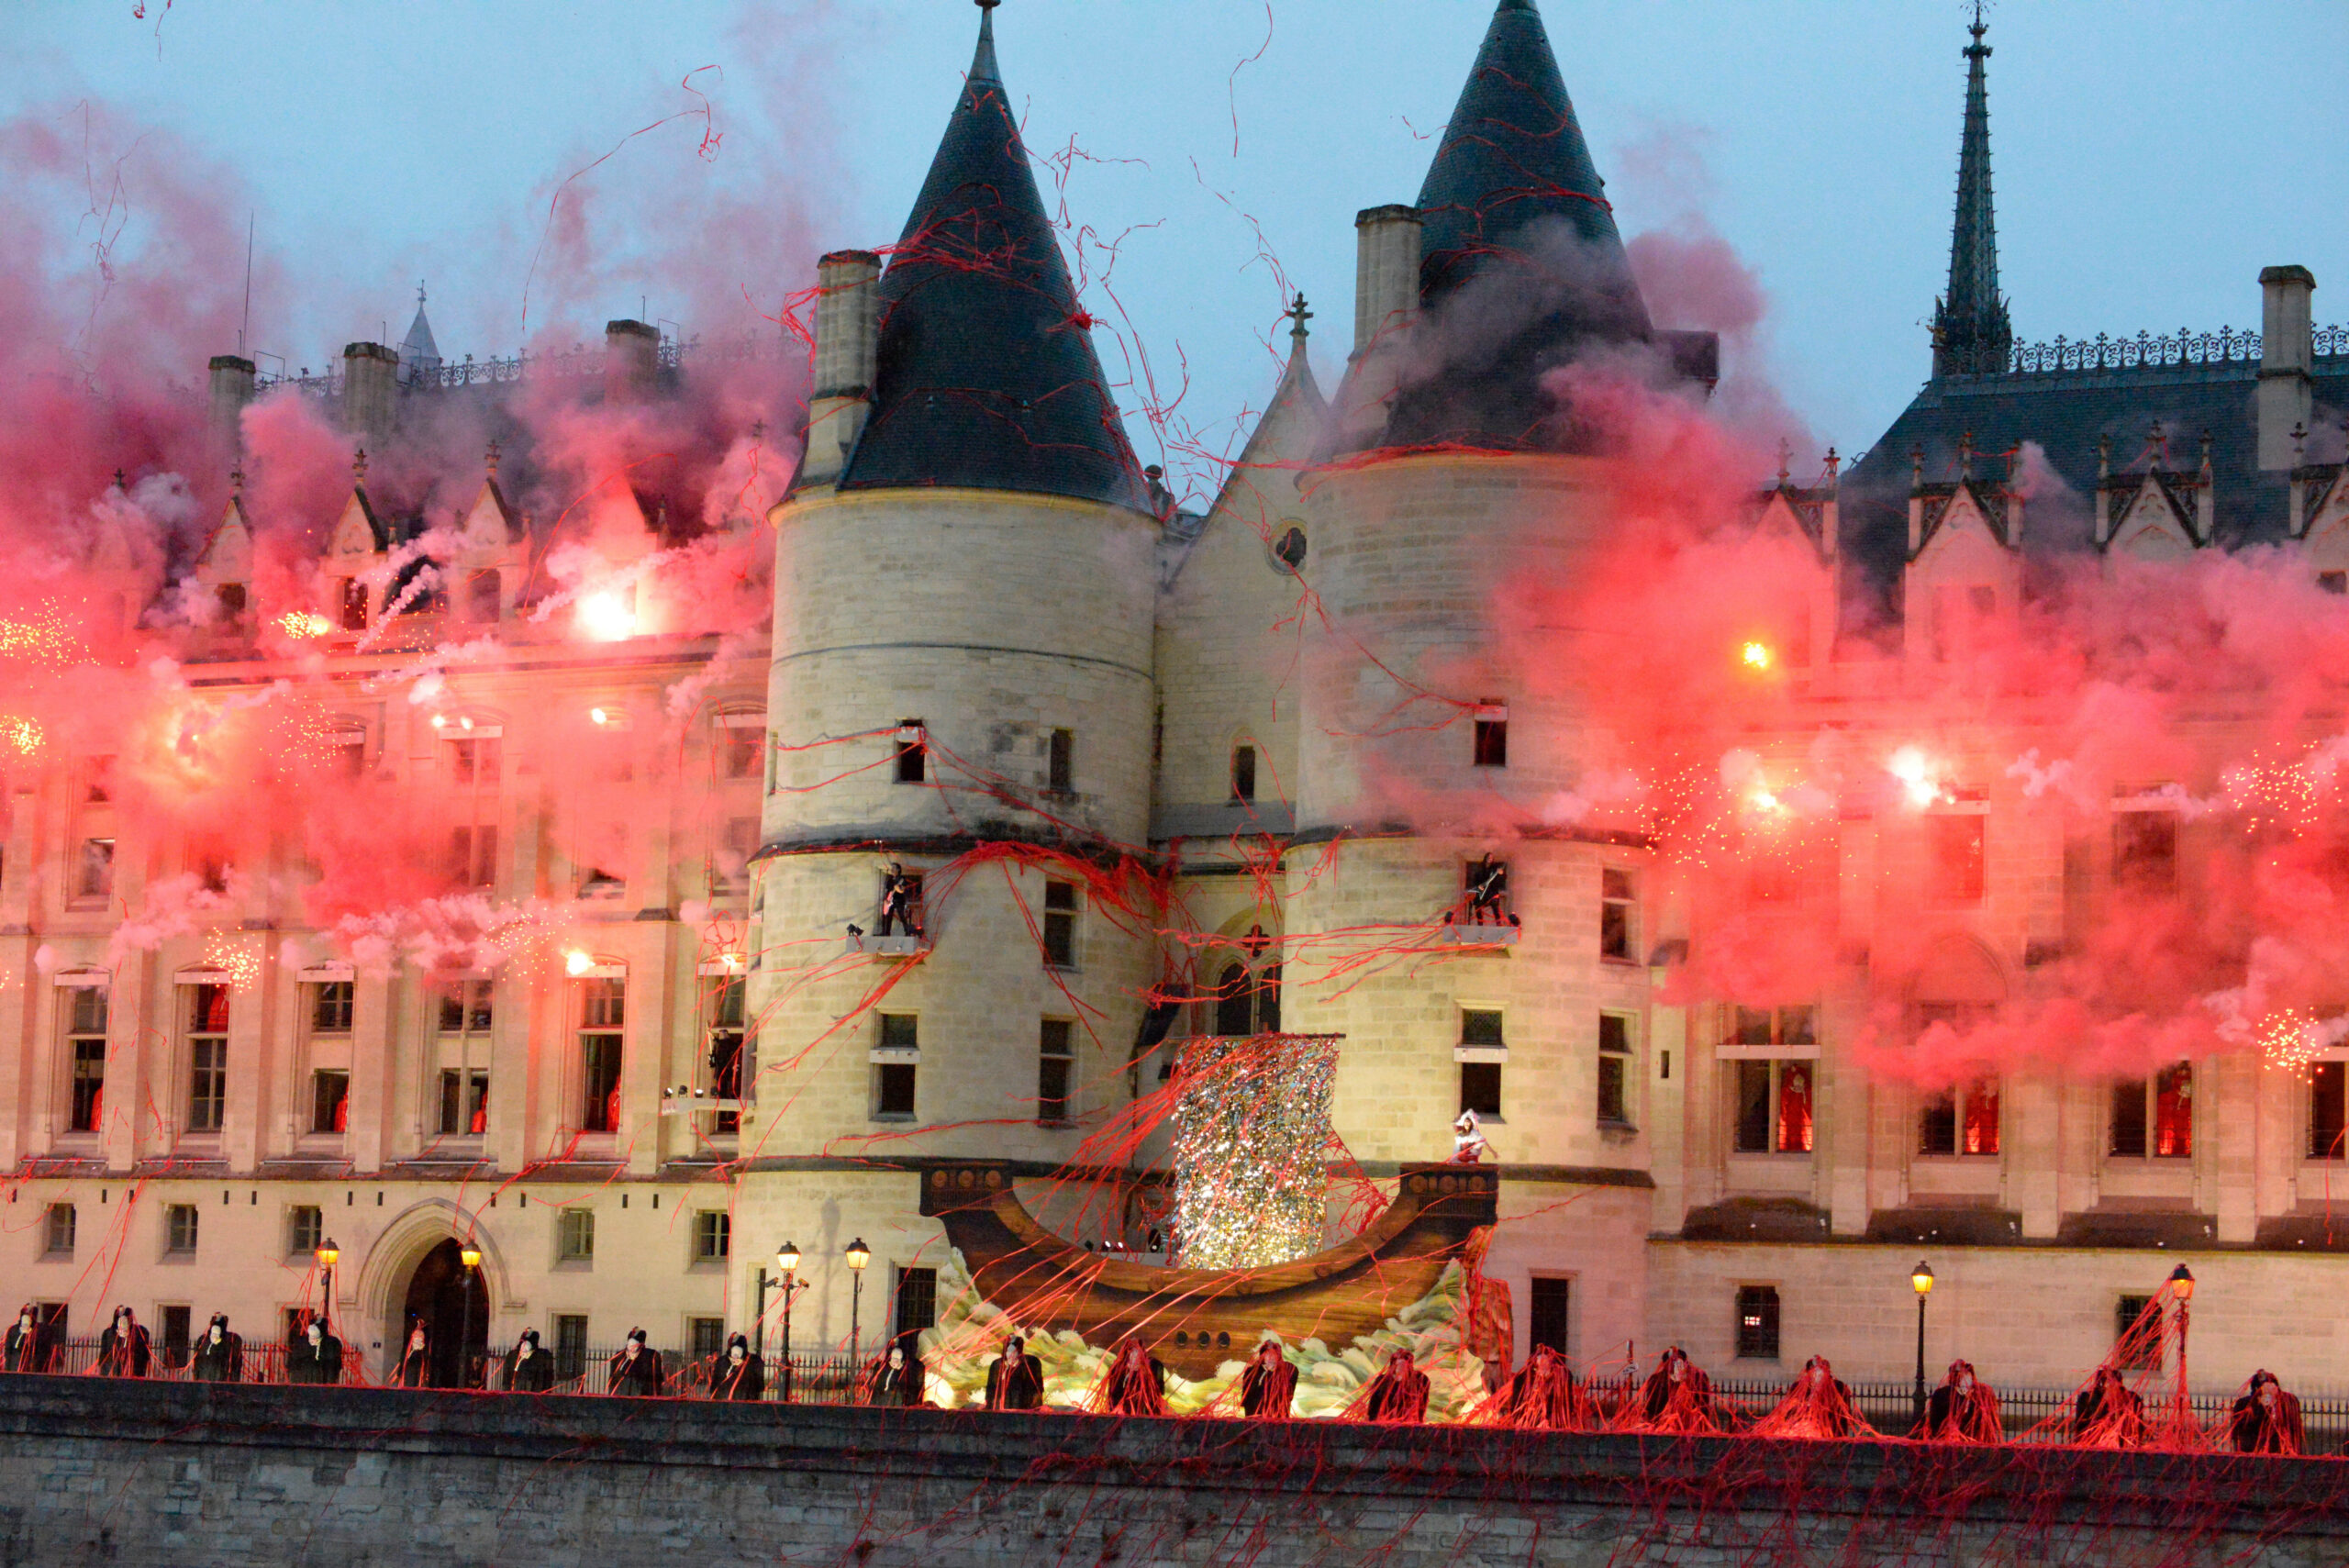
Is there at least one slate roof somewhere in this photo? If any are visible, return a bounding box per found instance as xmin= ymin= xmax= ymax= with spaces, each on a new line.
xmin=1837 ymin=356 xmax=2349 ymax=606
xmin=1383 ymin=0 xmax=1656 ymax=453
xmin=836 ymin=5 xmax=1150 ymax=513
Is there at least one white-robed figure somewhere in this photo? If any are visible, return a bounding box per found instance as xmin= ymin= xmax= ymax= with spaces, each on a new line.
xmin=1452 ymin=1109 xmax=1488 ymax=1163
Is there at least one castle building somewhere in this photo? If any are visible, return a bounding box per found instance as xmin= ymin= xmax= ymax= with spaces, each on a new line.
xmin=3 ymin=0 xmax=2343 ymax=1396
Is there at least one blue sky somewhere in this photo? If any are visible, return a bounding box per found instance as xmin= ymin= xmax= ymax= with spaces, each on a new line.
xmin=8 ymin=1 xmax=2344 ymax=496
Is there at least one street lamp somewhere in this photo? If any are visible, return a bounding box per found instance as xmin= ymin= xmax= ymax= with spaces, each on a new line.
xmin=1910 ymin=1261 xmax=1935 ymax=1431
xmin=459 ymin=1240 xmax=484 ymax=1389
xmin=846 ymin=1238 xmax=872 ymax=1363
xmin=316 ymin=1239 xmax=340 ymax=1340
xmin=2165 ymin=1262 xmax=2196 ymax=1438
xmin=773 ymin=1241 xmax=803 ymax=1402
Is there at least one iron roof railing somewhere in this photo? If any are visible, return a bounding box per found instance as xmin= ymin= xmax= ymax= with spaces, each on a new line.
xmin=1998 ymin=324 xmax=2348 ymax=376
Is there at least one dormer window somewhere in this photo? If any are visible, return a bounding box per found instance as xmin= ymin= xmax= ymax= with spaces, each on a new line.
xmin=338 ymin=578 xmax=369 ymax=631
xmin=466 ymin=571 xmax=500 ymax=623
xmin=216 ymin=584 xmax=248 ymax=626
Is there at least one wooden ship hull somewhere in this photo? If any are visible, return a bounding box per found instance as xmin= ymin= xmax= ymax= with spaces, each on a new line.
xmin=915 ymin=1159 xmax=1497 ymax=1378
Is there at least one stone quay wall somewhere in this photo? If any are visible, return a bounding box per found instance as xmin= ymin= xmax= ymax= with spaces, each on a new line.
xmin=2 ymin=1377 xmax=2348 ymax=1567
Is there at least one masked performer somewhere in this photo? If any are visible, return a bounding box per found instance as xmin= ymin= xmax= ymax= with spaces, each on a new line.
xmin=1239 ymin=1338 xmax=1297 ymax=1419
xmin=984 ymin=1335 xmax=1044 ymax=1411
xmin=1362 ymin=1349 xmax=1431 ymax=1425
xmin=878 ymin=863 xmax=921 ymax=939
xmin=96 ymin=1307 xmax=151 ymax=1378
xmin=2071 ymin=1367 xmax=2147 ymax=1448
xmin=1637 ymin=1346 xmax=1720 ymax=1434
xmin=288 ymin=1316 xmax=344 ymax=1385
xmin=1092 ymin=1335 xmax=1168 ymax=1418
xmin=1451 ymin=1109 xmax=1488 ymax=1164
xmin=503 ymin=1329 xmax=555 ymax=1393
xmin=608 ymin=1328 xmax=664 ymax=1396
xmin=1488 ymin=1344 xmax=1594 ymax=1429
xmin=868 ymin=1333 xmax=926 ymax=1407
xmin=4 ymin=1306 xmax=56 ymax=1374
xmin=394 ymin=1324 xmax=432 ymax=1388
xmin=2230 ymin=1370 xmax=2304 ymax=1456
xmin=712 ymin=1334 xmax=765 ymax=1402
xmin=1919 ymin=1359 xmax=2000 ymax=1442
xmin=190 ymin=1314 xmax=244 ymax=1384
xmin=1752 ymin=1355 xmax=1867 ymax=1439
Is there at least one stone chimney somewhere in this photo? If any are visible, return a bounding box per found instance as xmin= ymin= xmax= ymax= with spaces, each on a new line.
xmin=2257 ymin=265 xmax=2316 ymax=472
xmin=1351 ymin=205 xmax=1422 ymax=358
xmin=798 ymin=250 xmax=882 ymax=488
xmin=341 ymin=341 xmax=398 ymax=445
xmin=604 ymin=318 xmax=662 ymax=405
xmin=206 ymin=354 xmax=256 ymax=463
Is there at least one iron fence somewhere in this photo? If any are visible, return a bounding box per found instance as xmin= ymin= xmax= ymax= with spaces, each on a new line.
xmin=20 ymin=1335 xmax=366 ymax=1386
xmin=1698 ymin=1376 xmax=2349 ymax=1454
xmin=1997 ymin=323 xmax=2349 ymax=376
xmin=495 ymin=1343 xmax=868 ymax=1405
xmin=257 ymin=332 xmax=793 ymax=395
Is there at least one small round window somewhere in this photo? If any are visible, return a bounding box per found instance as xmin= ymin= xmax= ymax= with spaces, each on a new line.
xmin=1272 ymin=525 xmax=1308 ymax=572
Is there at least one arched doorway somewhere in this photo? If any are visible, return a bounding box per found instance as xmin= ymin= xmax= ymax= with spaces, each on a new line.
xmin=398 ymin=1239 xmax=490 ymax=1387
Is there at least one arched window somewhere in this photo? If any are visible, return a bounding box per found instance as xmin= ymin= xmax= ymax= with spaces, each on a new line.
xmin=1211 ymin=957 xmax=1280 ymax=1037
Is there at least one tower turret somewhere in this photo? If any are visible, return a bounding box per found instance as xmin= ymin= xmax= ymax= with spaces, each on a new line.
xmin=1931 ymin=8 xmax=2012 ymax=378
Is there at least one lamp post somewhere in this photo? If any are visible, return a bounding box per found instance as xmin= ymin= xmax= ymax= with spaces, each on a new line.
xmin=775 ymin=1241 xmax=804 ymax=1401
xmin=2167 ymin=1262 xmax=2195 ymax=1437
xmin=459 ymin=1241 xmax=483 ymax=1389
xmin=316 ymin=1238 xmax=340 ymax=1340
xmin=846 ymin=1237 xmax=872 ymax=1364
xmin=1910 ymin=1261 xmax=1935 ymax=1431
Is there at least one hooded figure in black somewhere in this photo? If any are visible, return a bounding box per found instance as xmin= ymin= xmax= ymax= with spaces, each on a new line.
xmin=984 ymin=1335 xmax=1043 ymax=1411
xmin=287 ymin=1315 xmax=343 ymax=1385
xmin=608 ymin=1328 xmax=663 ymax=1396
xmin=4 ymin=1305 xmax=56 ymax=1374
xmin=97 ymin=1307 xmax=151 ymax=1378
xmin=503 ymin=1329 xmax=555 ymax=1392
xmin=1238 ymin=1338 xmax=1297 ymax=1419
xmin=1362 ymin=1349 xmax=1431 ymax=1424
xmin=868 ymin=1332 xmax=926 ymax=1407
xmin=190 ymin=1314 xmax=243 ymax=1384
xmin=2231 ymin=1369 xmax=2305 ymax=1455
xmin=394 ymin=1323 xmax=432 ymax=1389
xmin=2072 ymin=1366 xmax=2147 ymax=1447
xmin=711 ymin=1333 xmax=764 ymax=1402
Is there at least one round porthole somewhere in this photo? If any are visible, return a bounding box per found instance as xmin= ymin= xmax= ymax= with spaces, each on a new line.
xmin=1272 ymin=525 xmax=1307 ymax=572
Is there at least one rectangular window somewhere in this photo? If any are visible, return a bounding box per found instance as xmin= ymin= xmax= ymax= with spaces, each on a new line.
xmin=1597 ymin=1013 xmax=1633 ymax=1125
xmin=440 ymin=979 xmax=494 ymax=1035
xmin=160 ymin=1305 xmax=191 ymax=1370
xmin=1230 ymin=744 xmax=1257 ymax=802
xmin=713 ymin=817 xmax=758 ymax=895
xmin=558 ymin=1207 xmax=595 ymax=1262
xmin=2311 ymin=1060 xmax=2346 ymax=1161
xmin=310 ymin=1070 xmax=350 ymax=1135
xmin=1471 ymin=701 xmax=1508 ymax=767
xmin=309 ymin=981 xmax=354 ymax=1034
xmin=875 ymin=1062 xmax=917 ymax=1118
xmin=43 ymin=1203 xmax=74 ymax=1256
xmin=186 ymin=984 xmax=228 ymax=1134
xmin=449 ymin=825 xmax=498 ymax=888
xmin=689 ymin=1318 xmax=725 ymax=1362
xmin=579 ymin=977 xmax=624 ymax=1134
xmin=438 ymin=1071 xmax=490 ymax=1136
xmin=2112 ymin=809 xmax=2177 ymax=891
xmin=2111 ymin=1063 xmax=2192 ymax=1159
xmin=895 ymin=1266 xmax=940 ymax=1340
xmin=1038 ymin=1018 xmax=1074 ymax=1124
xmin=692 ymin=1210 xmax=730 ymax=1262
xmin=553 ymin=1315 xmax=588 ymax=1381
xmin=1732 ymin=1060 xmax=1815 ymax=1154
xmin=1928 ymin=814 xmax=1987 ymax=906
xmin=1919 ymin=1078 xmax=1999 ymax=1157
xmin=1047 ymin=728 xmax=1074 ymax=793
xmin=1528 ymin=1276 xmax=1571 ymax=1356
xmin=466 ymin=570 xmax=500 ymax=623
xmin=2110 ymin=1079 xmax=2148 ymax=1159
xmin=2114 ymin=1295 xmax=2161 ymax=1371
xmin=76 ymin=838 xmax=115 ymax=902
xmin=447 ymin=736 xmax=501 ymax=785
xmin=894 ymin=719 xmax=927 ymax=784
xmin=66 ymin=987 xmax=107 ymax=1134
xmin=84 ymin=756 xmax=114 ymax=804
xmin=1734 ymin=1284 xmax=1781 ymax=1361
xmin=718 ymin=717 xmax=763 ymax=781
xmin=1042 ymin=880 xmax=1078 ymax=968
xmin=332 ymin=728 xmax=367 ymax=778
xmin=339 ymin=577 xmax=370 ymax=630
xmin=165 ymin=1204 xmax=199 ymax=1256
xmin=2324 ymin=571 xmax=2349 ymax=596
xmin=1600 ymin=868 xmax=1635 ymax=961
xmin=708 ymin=974 xmax=746 ymax=1137
xmin=287 ymin=1205 xmax=323 ymax=1258
xmin=1461 ymin=1008 xmax=1505 ymax=1050
xmin=1458 ymin=1061 xmax=1502 ymax=1118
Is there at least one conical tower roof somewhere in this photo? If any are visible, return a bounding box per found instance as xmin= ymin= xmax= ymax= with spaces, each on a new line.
xmin=399 ymin=287 xmax=442 ymax=383
xmin=1384 ymin=0 xmax=1654 ymax=451
xmin=1931 ymin=9 xmax=2011 ymax=378
xmin=838 ymin=4 xmax=1148 ymax=511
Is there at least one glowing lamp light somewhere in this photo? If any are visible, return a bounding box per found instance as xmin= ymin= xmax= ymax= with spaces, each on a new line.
xmin=316 ymin=1239 xmax=340 ymax=1270
xmin=429 ymin=714 xmax=448 ymax=729
xmin=459 ymin=716 xmax=474 ymax=731
xmin=844 ymin=1237 xmax=872 ymax=1273
xmin=578 ymin=591 xmax=638 ymax=641
xmin=590 ymin=707 xmax=610 ymax=726
xmin=2168 ymin=1262 xmax=2195 ymax=1302
xmin=460 ymin=1242 xmax=483 ymax=1271
xmin=776 ymin=1241 xmax=800 ymax=1275
xmin=1742 ymin=640 xmax=1774 ymax=672
xmin=1911 ymin=1261 xmax=1935 ymax=1296
xmin=563 ymin=949 xmax=595 ymax=977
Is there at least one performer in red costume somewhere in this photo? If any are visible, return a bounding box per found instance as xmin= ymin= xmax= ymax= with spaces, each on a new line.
xmin=1920 ymin=1359 xmax=2001 ymax=1442
xmin=2230 ymin=1370 xmax=2304 ymax=1455
xmin=1752 ymin=1355 xmax=1868 ymax=1439
xmin=1092 ymin=1335 xmax=1168 ymax=1417
xmin=1362 ymin=1349 xmax=1431 ymax=1424
xmin=1635 ymin=1346 xmax=1722 ymax=1434
xmin=1238 ymin=1338 xmax=1297 ymax=1419
xmin=1486 ymin=1343 xmax=1594 ymax=1429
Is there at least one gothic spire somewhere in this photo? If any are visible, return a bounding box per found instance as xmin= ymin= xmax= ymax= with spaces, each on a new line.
xmin=1932 ymin=6 xmax=2011 ymax=378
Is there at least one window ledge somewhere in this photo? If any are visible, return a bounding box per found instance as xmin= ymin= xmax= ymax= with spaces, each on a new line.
xmin=1598 ymin=1119 xmax=1640 ymax=1137
xmin=870 ymin=1113 xmax=917 ymax=1124
xmin=1599 ymin=955 xmax=1642 ymax=967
